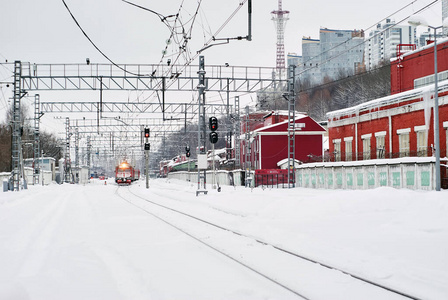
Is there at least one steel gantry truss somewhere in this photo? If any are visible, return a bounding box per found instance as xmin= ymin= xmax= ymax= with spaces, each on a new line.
xmin=41 ymin=101 xmax=232 ymax=116
xmin=20 ymin=63 xmax=282 ymax=92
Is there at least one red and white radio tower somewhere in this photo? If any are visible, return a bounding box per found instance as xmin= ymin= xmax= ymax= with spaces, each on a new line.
xmin=271 ymin=0 xmax=289 ymax=79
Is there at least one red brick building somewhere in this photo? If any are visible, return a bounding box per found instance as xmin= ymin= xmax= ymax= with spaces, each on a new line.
xmin=327 ymin=39 xmax=448 ymax=179
xmin=391 ymin=39 xmax=448 ymax=94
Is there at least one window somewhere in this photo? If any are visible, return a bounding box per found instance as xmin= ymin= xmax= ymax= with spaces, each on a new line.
xmin=363 ymin=138 xmax=371 ymax=160
xmin=399 ymin=134 xmax=410 ymax=157
xmin=376 ymin=135 xmax=385 ymax=159
xmin=361 ymin=134 xmax=372 ymax=160
xmin=345 ymin=140 xmax=353 ymax=161
xmin=397 ymin=128 xmax=411 ymax=157
xmin=398 ymin=133 xmax=410 ymax=157
xmin=344 ymin=137 xmax=353 ymax=161
xmin=333 ymin=139 xmax=341 ymax=162
xmin=415 ymin=126 xmax=427 ymax=157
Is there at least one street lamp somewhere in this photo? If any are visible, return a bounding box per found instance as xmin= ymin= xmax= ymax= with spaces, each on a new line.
xmin=408 ymin=16 xmax=448 ymax=191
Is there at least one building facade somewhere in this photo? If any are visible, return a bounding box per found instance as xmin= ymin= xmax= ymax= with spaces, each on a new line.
xmin=319 ymin=28 xmax=364 ymax=79
xmin=240 ymin=111 xmax=325 ymax=170
xmin=365 ymin=19 xmax=417 ymax=71
xmin=299 ymin=29 xmax=364 ymax=84
xmin=327 ymin=42 xmax=448 ymax=187
xmin=391 ymin=38 xmax=448 ymax=94
xmin=299 ymin=37 xmax=321 ymax=84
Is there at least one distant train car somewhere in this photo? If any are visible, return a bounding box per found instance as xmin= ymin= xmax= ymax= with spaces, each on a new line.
xmin=115 ymin=161 xmax=138 ymax=185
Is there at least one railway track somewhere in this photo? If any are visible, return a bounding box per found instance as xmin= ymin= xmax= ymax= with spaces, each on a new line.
xmin=116 ymin=185 xmax=421 ymax=300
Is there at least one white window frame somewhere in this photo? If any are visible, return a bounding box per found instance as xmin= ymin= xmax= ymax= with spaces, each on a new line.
xmin=362 ymin=135 xmax=371 ymax=160
xmin=333 ymin=139 xmax=341 ymax=162
xmin=397 ymin=128 xmax=411 ymax=157
xmin=414 ymin=125 xmax=428 ymax=157
xmin=344 ymin=137 xmax=353 ymax=161
xmin=376 ymin=135 xmax=386 ymax=159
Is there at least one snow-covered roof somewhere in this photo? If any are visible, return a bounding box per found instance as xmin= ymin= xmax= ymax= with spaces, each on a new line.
xmin=253 ymin=114 xmax=308 ymax=133
xmin=326 ymin=79 xmax=448 ymax=120
xmin=276 ymin=158 xmax=302 ymax=167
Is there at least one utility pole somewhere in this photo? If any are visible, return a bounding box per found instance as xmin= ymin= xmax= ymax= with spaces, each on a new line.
xmin=244 ymin=106 xmax=251 ymax=187
xmin=197 ymin=56 xmax=208 ymax=196
xmin=75 ymin=126 xmax=79 ymax=183
xmin=33 ymin=94 xmax=41 ymax=185
xmin=12 ymin=61 xmax=24 ymax=191
xmin=64 ymin=117 xmax=72 ymax=183
xmin=286 ymin=65 xmax=296 ymax=188
xmin=234 ymin=96 xmax=241 ymax=168
xmin=87 ymin=136 xmax=91 ymax=179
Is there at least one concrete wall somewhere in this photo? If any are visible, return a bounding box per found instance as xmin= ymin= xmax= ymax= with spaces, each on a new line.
xmin=295 ymin=157 xmax=444 ymax=190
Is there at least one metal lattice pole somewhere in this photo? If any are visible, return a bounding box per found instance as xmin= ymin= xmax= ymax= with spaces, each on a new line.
xmin=271 ymin=0 xmax=289 ymax=80
xmin=75 ymin=127 xmax=79 ymax=183
xmin=234 ymin=96 xmax=241 ymax=168
xmin=287 ymin=65 xmax=296 ymax=188
xmin=33 ymin=94 xmax=41 ymax=185
xmin=11 ymin=61 xmax=22 ymax=191
xmin=197 ymin=56 xmax=207 ymax=195
xmin=64 ymin=117 xmax=71 ymax=183
xmin=245 ymin=106 xmax=251 ymax=187
xmin=87 ymin=136 xmax=91 ymax=178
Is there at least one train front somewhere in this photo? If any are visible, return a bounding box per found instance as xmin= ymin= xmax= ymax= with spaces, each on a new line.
xmin=115 ymin=161 xmax=133 ymax=185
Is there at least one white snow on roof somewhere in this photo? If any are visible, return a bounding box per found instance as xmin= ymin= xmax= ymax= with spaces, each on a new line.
xmin=297 ymin=156 xmax=447 ymax=168
xmin=253 ymin=114 xmax=308 ymax=132
xmin=326 ymin=79 xmax=448 ymax=119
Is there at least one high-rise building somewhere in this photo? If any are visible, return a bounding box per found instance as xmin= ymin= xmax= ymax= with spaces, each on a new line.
xmin=299 ymin=37 xmax=321 ymax=84
xmin=297 ymin=29 xmax=364 ymax=84
xmin=287 ymin=53 xmax=301 ymax=68
xmin=319 ymin=28 xmax=364 ymax=80
xmin=365 ymin=19 xmax=417 ymax=71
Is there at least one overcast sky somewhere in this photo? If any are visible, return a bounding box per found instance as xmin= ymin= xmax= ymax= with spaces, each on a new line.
xmin=0 ymin=0 xmax=443 ymax=132
xmin=0 ymin=0 xmax=443 ymax=66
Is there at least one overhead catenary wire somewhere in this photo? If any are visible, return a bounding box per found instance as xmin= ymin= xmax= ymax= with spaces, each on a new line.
xmin=56 ymin=0 xmax=440 ymax=139
xmin=168 ymin=0 xmax=440 ymax=117
xmin=62 ymin=0 xmax=177 ymax=77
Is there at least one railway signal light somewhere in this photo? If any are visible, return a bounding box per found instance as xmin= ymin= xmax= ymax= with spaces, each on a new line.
xmin=209 ymin=132 xmax=218 ymax=144
xmin=144 ymin=128 xmax=150 ymax=138
xmin=209 ymin=117 xmax=218 ymax=131
xmin=185 ymin=146 xmax=190 ymax=158
xmin=209 ymin=117 xmax=218 ymax=144
xmin=144 ymin=143 xmax=150 ymax=151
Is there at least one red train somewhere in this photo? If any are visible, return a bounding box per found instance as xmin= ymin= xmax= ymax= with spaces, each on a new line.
xmin=115 ymin=161 xmax=139 ymax=185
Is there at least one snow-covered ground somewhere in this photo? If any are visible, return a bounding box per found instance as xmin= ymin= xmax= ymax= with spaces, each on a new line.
xmin=0 ymin=178 xmax=447 ymax=299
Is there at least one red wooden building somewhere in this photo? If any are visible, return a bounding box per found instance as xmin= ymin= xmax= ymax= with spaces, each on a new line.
xmin=240 ymin=111 xmax=326 ymax=170
xmin=327 ymin=39 xmax=448 ymax=183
